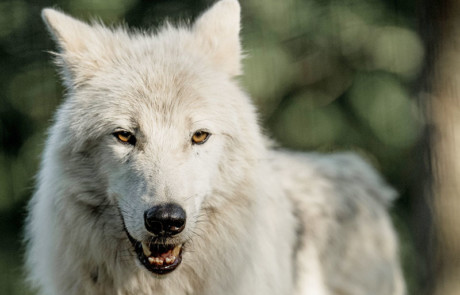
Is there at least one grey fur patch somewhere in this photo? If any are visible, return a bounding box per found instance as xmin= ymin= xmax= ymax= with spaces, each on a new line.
xmin=291 ymin=201 xmax=306 ymax=284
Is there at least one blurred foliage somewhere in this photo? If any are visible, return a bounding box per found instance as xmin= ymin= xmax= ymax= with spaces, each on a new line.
xmin=0 ymin=0 xmax=422 ymax=294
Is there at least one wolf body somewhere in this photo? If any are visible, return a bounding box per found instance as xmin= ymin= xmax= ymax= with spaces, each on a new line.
xmin=25 ymin=1 xmax=405 ymax=294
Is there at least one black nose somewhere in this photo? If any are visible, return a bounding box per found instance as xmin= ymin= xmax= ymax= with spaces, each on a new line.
xmin=144 ymin=203 xmax=186 ymax=236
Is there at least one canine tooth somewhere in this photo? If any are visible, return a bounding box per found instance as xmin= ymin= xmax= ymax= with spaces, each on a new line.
xmin=165 ymin=257 xmax=174 ymax=264
xmin=148 ymin=257 xmax=154 ymax=264
xmin=172 ymin=245 xmax=182 ymax=256
xmin=141 ymin=242 xmax=151 ymax=256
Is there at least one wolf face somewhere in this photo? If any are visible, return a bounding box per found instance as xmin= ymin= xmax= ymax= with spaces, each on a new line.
xmin=41 ymin=0 xmax=265 ymax=275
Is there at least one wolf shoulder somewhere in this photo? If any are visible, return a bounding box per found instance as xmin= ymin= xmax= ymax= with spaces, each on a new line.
xmin=269 ymin=149 xmax=396 ymax=212
xmin=268 ymin=150 xmax=404 ymax=295
xmin=267 ymin=149 xmax=398 ymax=248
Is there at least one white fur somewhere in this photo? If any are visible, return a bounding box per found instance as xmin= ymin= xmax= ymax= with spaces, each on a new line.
xmin=25 ymin=1 xmax=405 ymax=294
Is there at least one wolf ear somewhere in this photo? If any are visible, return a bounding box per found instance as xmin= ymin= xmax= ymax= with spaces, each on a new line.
xmin=193 ymin=0 xmax=242 ymax=77
xmin=42 ymin=9 xmax=97 ymax=54
xmin=42 ymin=8 xmax=110 ymax=87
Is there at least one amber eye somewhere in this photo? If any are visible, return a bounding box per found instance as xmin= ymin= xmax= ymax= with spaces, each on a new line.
xmin=113 ymin=130 xmax=136 ymax=145
xmin=192 ymin=130 xmax=210 ymax=145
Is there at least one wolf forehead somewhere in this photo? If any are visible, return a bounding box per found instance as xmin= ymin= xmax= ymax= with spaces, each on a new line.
xmin=67 ymin=29 xmax=228 ymax=98
xmin=62 ymin=45 xmax=238 ymax=137
xmin=42 ymin=0 xmax=242 ymax=88
xmin=42 ymin=1 xmax=246 ymax=127
xmin=58 ymin=49 xmax=243 ymax=142
xmin=53 ymin=25 xmax=234 ymax=110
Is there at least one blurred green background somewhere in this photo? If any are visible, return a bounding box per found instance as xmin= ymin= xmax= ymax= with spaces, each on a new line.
xmin=0 ymin=0 xmax=423 ymax=294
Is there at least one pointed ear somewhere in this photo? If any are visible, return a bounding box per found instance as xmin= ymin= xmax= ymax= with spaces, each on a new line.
xmin=42 ymin=8 xmax=97 ymax=54
xmin=42 ymin=8 xmax=111 ymax=87
xmin=193 ymin=0 xmax=242 ymax=77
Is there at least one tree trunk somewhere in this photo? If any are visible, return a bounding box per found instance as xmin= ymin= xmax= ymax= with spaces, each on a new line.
xmin=422 ymin=0 xmax=460 ymax=294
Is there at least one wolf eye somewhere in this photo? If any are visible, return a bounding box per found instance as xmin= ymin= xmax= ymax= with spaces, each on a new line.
xmin=113 ymin=131 xmax=136 ymax=145
xmin=192 ymin=130 xmax=210 ymax=145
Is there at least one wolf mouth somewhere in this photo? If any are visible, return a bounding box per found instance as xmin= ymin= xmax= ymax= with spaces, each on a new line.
xmin=124 ymin=227 xmax=184 ymax=274
xmin=118 ymin=208 xmax=184 ymax=275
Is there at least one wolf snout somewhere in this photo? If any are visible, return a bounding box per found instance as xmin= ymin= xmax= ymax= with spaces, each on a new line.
xmin=144 ymin=203 xmax=186 ymax=236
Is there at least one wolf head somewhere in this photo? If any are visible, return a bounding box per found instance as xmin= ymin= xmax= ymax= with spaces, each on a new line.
xmin=41 ymin=0 xmax=265 ymax=275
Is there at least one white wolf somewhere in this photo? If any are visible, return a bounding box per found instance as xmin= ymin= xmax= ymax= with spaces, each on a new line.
xmin=25 ymin=1 xmax=405 ymax=294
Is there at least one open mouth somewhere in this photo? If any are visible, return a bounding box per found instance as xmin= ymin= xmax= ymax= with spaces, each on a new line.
xmin=136 ymin=241 xmax=183 ymax=274
xmin=123 ymin=227 xmax=183 ymax=275
xmin=127 ymin=232 xmax=183 ymax=274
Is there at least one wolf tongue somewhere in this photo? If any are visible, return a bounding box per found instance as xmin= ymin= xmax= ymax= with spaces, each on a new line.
xmin=159 ymin=249 xmax=173 ymax=258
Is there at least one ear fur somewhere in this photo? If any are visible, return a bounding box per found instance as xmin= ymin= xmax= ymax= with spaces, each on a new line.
xmin=42 ymin=9 xmax=97 ymax=54
xmin=41 ymin=8 xmax=113 ymax=87
xmin=193 ymin=0 xmax=242 ymax=76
